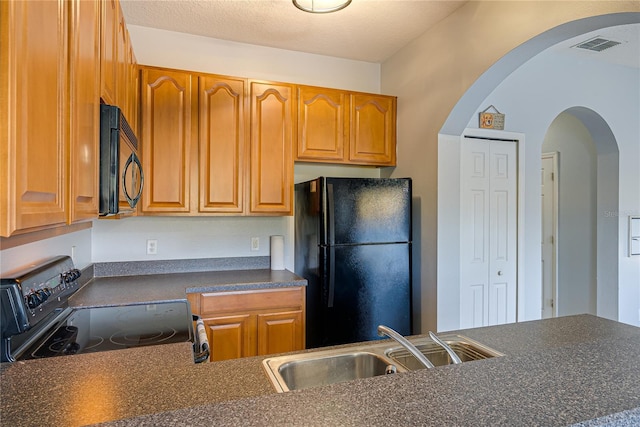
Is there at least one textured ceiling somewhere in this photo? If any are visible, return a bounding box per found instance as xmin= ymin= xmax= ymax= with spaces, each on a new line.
xmin=119 ymin=0 xmax=468 ymax=63
xmin=120 ymin=1 xmax=639 ymax=67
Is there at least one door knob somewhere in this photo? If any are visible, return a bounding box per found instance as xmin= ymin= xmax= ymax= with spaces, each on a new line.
xmin=497 ymin=270 xmax=503 ymax=276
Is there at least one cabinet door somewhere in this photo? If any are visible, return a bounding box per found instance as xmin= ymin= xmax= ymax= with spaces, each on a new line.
xmin=205 ymin=314 xmax=255 ymax=362
xmin=296 ymin=86 xmax=348 ymax=162
xmin=128 ymin=49 xmax=139 ymax=136
xmin=249 ymin=81 xmax=294 ymax=215
xmin=114 ymin=9 xmax=131 ymax=114
xmin=1 ymin=0 xmax=68 ymax=236
xmin=257 ymin=310 xmax=304 ymax=356
xmin=100 ymin=0 xmax=118 ymax=105
xmin=140 ymin=68 xmax=195 ymax=213
xmin=199 ymin=75 xmax=246 ymax=213
xmin=68 ymin=0 xmax=100 ymax=223
xmin=349 ymin=94 xmax=396 ymax=166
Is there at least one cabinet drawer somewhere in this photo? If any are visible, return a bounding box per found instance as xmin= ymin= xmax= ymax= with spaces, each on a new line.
xmin=197 ymin=287 xmax=304 ymax=316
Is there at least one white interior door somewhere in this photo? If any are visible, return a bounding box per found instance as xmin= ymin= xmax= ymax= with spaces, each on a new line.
xmin=460 ymin=137 xmax=517 ymax=328
xmin=541 ymin=153 xmax=558 ymax=318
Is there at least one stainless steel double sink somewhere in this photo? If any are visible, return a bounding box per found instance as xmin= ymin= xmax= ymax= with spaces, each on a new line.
xmin=262 ymin=334 xmax=504 ymax=392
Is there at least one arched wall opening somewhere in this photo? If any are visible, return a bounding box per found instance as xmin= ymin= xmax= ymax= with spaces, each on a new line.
xmin=436 ymin=14 xmax=638 ymax=331
xmin=541 ymin=108 xmax=619 ymax=320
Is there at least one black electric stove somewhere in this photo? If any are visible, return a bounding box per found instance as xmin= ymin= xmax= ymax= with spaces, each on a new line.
xmin=27 ymin=302 xmax=194 ymax=359
xmin=1 ymin=256 xmax=208 ymax=363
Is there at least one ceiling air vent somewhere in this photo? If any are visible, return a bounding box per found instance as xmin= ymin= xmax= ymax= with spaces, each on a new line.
xmin=574 ymin=37 xmax=621 ymax=52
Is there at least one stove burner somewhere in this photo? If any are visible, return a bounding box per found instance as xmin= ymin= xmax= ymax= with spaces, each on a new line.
xmin=109 ymin=328 xmax=178 ymax=347
xmin=49 ymin=339 xmax=67 ymax=352
xmin=84 ymin=336 xmax=105 ymax=350
xmin=32 ymin=325 xmax=79 ymax=358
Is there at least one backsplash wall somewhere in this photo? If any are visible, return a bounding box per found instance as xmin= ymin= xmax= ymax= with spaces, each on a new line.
xmin=0 ymin=228 xmax=93 ymax=275
xmin=92 ymin=215 xmax=290 ymax=264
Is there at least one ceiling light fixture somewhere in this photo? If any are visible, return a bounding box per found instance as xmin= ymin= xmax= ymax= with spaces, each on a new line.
xmin=292 ymin=0 xmax=352 ymax=14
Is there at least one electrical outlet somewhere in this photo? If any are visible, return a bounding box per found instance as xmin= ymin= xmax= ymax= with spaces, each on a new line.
xmin=251 ymin=237 xmax=260 ymax=251
xmin=146 ymin=239 xmax=158 ymax=255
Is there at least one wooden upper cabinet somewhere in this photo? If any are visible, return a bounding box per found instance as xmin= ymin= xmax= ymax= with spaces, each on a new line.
xmin=199 ymin=76 xmax=247 ymax=214
xmin=296 ymin=86 xmax=348 ymax=162
xmin=349 ymin=94 xmax=397 ymax=166
xmin=140 ymin=68 xmax=195 ymax=213
xmin=116 ymin=10 xmax=128 ymax=111
xmin=116 ymin=9 xmax=138 ymax=127
xmin=0 ymin=0 xmax=68 ymax=236
xmin=68 ymin=0 xmax=100 ymax=223
xmin=249 ymin=81 xmax=294 ymax=215
xmin=100 ymin=0 xmax=137 ymax=125
xmin=294 ymin=88 xmax=397 ymax=167
xmin=128 ymin=49 xmax=139 ymax=136
xmin=100 ymin=0 xmax=118 ymax=105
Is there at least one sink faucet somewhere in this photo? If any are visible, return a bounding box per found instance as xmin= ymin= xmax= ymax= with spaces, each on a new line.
xmin=429 ymin=331 xmax=462 ymax=364
xmin=377 ymin=325 xmax=434 ymax=369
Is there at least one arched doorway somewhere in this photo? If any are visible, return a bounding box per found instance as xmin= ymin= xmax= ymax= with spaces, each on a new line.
xmin=541 ymin=109 xmax=620 ymax=319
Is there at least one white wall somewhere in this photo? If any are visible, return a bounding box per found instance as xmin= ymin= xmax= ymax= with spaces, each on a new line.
xmin=0 ymin=229 xmax=93 ymax=275
xmin=92 ymin=216 xmax=287 ymax=261
xmin=127 ymin=25 xmax=380 ymax=92
xmin=542 ymin=113 xmax=598 ymax=317
xmin=438 ymin=38 xmax=640 ymax=328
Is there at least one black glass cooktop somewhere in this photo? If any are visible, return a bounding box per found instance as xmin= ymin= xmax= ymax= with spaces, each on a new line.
xmin=26 ymin=301 xmax=194 ymax=359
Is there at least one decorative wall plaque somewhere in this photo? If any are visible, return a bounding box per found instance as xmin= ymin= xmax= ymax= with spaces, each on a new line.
xmin=479 ymin=105 xmax=505 ymax=130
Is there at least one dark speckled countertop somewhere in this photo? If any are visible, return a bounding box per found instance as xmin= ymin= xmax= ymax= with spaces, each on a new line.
xmin=69 ymin=268 xmax=307 ymax=308
xmin=2 ymin=315 xmax=640 ymax=427
xmin=1 ymin=263 xmax=639 ymax=427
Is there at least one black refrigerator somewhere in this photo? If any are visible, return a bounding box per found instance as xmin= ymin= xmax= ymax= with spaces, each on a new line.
xmin=295 ymin=177 xmax=412 ymax=348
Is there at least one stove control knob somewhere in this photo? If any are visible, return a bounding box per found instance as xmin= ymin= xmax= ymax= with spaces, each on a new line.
xmin=25 ymin=288 xmax=53 ymax=309
xmin=37 ymin=289 xmax=50 ymax=303
xmin=61 ymin=269 xmax=81 ymax=284
xmin=26 ymin=293 xmax=42 ymax=309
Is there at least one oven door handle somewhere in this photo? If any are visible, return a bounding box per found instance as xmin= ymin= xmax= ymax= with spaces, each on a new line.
xmin=193 ymin=315 xmax=210 ymax=363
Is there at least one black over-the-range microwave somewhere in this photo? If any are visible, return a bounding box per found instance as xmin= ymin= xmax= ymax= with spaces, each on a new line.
xmin=99 ymin=104 xmax=143 ymax=216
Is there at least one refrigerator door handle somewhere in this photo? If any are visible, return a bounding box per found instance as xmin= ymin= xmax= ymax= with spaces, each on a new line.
xmin=328 ymin=246 xmax=335 ymax=308
xmin=326 ymin=183 xmax=335 ymax=245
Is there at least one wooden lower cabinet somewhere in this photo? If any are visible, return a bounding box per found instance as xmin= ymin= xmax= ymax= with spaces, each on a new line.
xmin=257 ymin=310 xmax=304 ymax=356
xmin=204 ymin=314 xmax=254 ymax=361
xmin=188 ymin=287 xmax=305 ymax=362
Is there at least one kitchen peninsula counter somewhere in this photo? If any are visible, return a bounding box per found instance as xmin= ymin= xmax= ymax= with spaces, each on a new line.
xmin=69 ymin=264 xmax=307 ymax=308
xmin=2 ymin=315 xmax=640 ymax=426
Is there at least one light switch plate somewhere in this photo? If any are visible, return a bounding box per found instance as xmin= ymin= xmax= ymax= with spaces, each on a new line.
xmin=630 ymin=217 xmax=640 ymax=256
